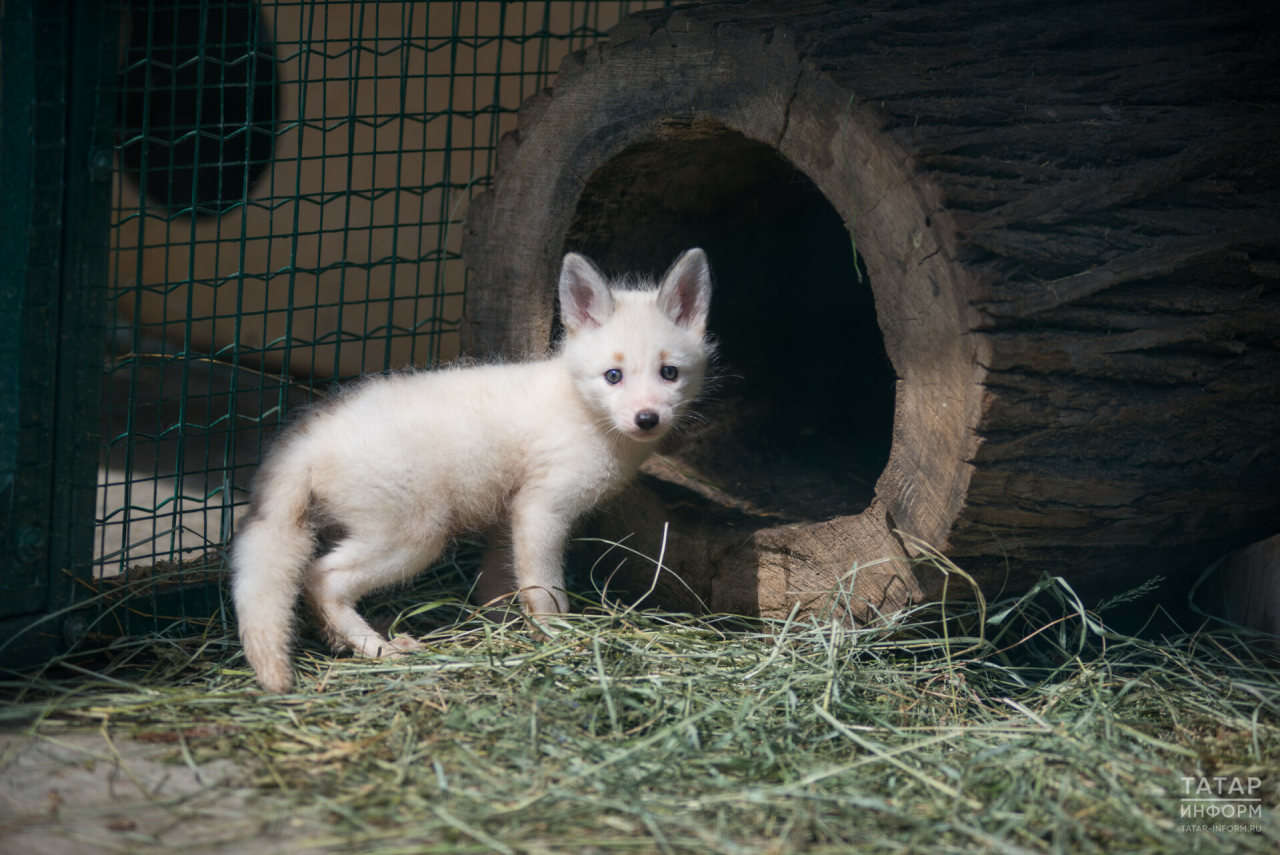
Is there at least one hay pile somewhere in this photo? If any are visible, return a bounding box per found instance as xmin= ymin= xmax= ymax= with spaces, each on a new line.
xmin=3 ymin=549 xmax=1278 ymax=853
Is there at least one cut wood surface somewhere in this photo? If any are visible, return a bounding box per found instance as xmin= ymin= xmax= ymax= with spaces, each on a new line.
xmin=463 ymin=0 xmax=1280 ymax=620
xmin=1194 ymin=534 xmax=1280 ymax=639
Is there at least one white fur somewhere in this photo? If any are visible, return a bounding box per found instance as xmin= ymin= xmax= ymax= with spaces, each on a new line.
xmin=231 ymin=249 xmax=713 ymax=692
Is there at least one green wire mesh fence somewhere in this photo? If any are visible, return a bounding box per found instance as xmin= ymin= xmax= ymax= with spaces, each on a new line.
xmin=1 ymin=1 xmax=673 ymax=654
xmin=101 ymin=0 xmax=670 ymax=574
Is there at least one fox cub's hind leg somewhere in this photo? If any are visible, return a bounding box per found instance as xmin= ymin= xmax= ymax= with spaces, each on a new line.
xmin=303 ymin=530 xmax=444 ymax=658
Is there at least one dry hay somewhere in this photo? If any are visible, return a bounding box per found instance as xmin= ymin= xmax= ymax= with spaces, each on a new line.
xmin=2 ymin=547 xmax=1278 ymax=853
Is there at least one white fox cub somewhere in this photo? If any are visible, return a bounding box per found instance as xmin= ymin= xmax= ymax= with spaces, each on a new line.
xmin=231 ymin=249 xmax=713 ymax=692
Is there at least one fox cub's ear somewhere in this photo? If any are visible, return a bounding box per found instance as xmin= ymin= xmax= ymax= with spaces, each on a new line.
xmin=657 ymin=248 xmax=712 ymax=334
xmin=559 ymin=253 xmax=615 ymax=333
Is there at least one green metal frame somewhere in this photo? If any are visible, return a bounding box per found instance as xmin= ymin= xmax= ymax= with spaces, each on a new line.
xmin=0 ymin=0 xmax=116 ymax=665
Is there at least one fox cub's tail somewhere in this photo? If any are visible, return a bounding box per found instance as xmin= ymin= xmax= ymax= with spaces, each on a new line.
xmin=230 ymin=462 xmax=316 ymax=693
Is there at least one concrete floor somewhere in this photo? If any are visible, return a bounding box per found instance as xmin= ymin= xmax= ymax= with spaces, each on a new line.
xmin=0 ymin=726 xmax=323 ymax=855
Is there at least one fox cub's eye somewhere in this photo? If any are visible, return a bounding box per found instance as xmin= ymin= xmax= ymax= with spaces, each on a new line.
xmin=660 ymin=365 xmax=679 ymax=381
xmin=604 ymin=368 xmax=623 ymax=385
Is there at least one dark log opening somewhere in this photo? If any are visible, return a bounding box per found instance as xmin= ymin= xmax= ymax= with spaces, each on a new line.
xmin=563 ymin=131 xmax=895 ymax=522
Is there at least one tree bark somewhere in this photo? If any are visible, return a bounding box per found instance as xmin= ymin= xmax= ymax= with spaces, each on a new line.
xmin=462 ymin=0 xmax=1280 ymax=620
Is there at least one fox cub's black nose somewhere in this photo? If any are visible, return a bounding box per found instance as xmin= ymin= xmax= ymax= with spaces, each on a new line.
xmin=635 ymin=411 xmax=660 ymax=430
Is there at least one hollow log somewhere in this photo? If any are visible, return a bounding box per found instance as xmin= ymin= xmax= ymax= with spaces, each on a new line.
xmin=462 ymin=0 xmax=1280 ymax=620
